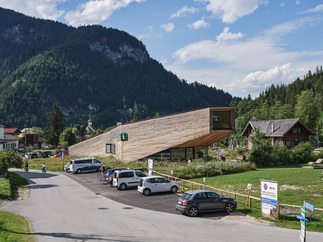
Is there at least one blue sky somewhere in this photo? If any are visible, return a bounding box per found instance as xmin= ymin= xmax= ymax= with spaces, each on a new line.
xmin=1 ymin=0 xmax=323 ymax=98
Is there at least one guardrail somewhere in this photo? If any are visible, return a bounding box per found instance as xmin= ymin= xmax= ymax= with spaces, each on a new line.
xmin=153 ymin=170 xmax=323 ymax=212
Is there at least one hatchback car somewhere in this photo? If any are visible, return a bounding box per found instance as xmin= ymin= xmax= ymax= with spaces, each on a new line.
xmin=54 ymin=152 xmax=69 ymax=158
xmin=138 ymin=176 xmax=179 ymax=196
xmin=176 ymin=190 xmax=237 ymax=217
xmin=104 ymin=168 xmax=128 ymax=184
xmin=112 ymin=169 xmax=147 ymax=190
xmin=43 ymin=151 xmax=52 ymax=158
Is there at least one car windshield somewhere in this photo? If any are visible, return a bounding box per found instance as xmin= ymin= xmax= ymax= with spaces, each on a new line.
xmin=181 ymin=193 xmax=192 ymax=200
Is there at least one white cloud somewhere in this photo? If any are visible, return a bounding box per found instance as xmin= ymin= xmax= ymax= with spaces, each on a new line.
xmin=0 ymin=0 xmax=66 ymax=20
xmin=160 ymin=23 xmax=175 ymax=32
xmin=168 ymin=18 xmax=323 ymax=97
xmin=303 ymin=4 xmax=323 ymax=13
xmin=64 ymin=0 xmax=146 ymax=26
xmin=216 ymin=27 xmax=244 ymax=41
xmin=200 ymin=0 xmax=266 ymax=23
xmin=138 ymin=26 xmax=153 ymax=39
xmin=170 ymin=6 xmax=199 ymax=18
xmin=187 ymin=19 xmax=210 ymax=30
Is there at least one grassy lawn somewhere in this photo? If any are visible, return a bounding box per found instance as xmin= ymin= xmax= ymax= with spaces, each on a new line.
xmin=0 ymin=211 xmax=35 ymax=242
xmin=0 ymin=172 xmax=34 ymax=241
xmin=190 ymin=166 xmax=323 ymax=232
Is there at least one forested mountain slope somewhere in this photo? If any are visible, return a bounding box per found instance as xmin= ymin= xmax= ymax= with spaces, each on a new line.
xmin=0 ymin=7 xmax=233 ymax=128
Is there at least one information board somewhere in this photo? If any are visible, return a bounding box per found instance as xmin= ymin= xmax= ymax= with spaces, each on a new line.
xmin=261 ymin=180 xmax=278 ymax=220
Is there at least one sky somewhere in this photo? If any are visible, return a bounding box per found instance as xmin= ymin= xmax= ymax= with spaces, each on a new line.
xmin=1 ymin=0 xmax=323 ymax=98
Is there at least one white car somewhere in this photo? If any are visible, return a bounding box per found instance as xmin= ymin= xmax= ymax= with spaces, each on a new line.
xmin=138 ymin=176 xmax=179 ymax=196
xmin=112 ymin=169 xmax=147 ymax=190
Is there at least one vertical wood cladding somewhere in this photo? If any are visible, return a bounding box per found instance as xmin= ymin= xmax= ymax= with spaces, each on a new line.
xmin=69 ymin=107 xmax=234 ymax=163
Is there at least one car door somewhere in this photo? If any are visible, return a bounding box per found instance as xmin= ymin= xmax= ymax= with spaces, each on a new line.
xmin=192 ymin=192 xmax=209 ymax=212
xmin=157 ymin=177 xmax=171 ymax=192
xmin=206 ymin=192 xmax=223 ymax=210
xmin=133 ymin=171 xmax=146 ymax=186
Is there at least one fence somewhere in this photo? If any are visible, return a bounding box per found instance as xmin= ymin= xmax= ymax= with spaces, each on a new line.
xmin=153 ymin=170 xmax=323 ymax=213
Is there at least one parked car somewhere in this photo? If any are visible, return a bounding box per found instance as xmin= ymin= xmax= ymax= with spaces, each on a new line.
xmin=43 ymin=151 xmax=52 ymax=158
xmin=25 ymin=152 xmax=37 ymax=159
xmin=54 ymin=152 xmax=69 ymax=158
xmin=176 ymin=190 xmax=237 ymax=217
xmin=138 ymin=176 xmax=179 ymax=196
xmin=69 ymin=157 xmax=105 ymax=174
xmin=104 ymin=168 xmax=128 ymax=184
xmin=17 ymin=148 xmax=27 ymax=153
xmin=112 ymin=169 xmax=147 ymax=190
xmin=64 ymin=162 xmax=70 ymax=172
xmin=37 ymin=151 xmax=44 ymax=158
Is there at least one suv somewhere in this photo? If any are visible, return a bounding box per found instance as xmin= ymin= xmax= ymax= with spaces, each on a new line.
xmin=113 ymin=169 xmax=147 ymax=190
xmin=138 ymin=176 xmax=179 ymax=196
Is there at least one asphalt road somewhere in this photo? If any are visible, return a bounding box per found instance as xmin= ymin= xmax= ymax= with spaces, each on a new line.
xmin=62 ymin=171 xmax=232 ymax=218
xmin=1 ymin=169 xmax=323 ymax=242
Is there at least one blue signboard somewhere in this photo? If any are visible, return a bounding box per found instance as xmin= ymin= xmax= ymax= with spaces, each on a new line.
xmin=296 ymin=215 xmax=311 ymax=222
xmin=305 ymin=202 xmax=314 ymax=211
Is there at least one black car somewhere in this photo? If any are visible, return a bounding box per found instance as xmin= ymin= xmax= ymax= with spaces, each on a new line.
xmin=37 ymin=151 xmax=44 ymax=158
xmin=176 ymin=190 xmax=237 ymax=217
xmin=43 ymin=151 xmax=52 ymax=158
xmin=104 ymin=168 xmax=128 ymax=184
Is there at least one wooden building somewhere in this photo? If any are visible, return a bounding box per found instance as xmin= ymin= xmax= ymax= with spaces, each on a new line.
xmin=242 ymin=118 xmax=315 ymax=150
xmin=69 ymin=107 xmax=235 ymax=163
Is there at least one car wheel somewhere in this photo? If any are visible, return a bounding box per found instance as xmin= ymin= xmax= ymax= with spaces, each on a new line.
xmin=188 ymin=207 xmax=199 ymax=217
xmin=119 ymin=183 xmax=127 ymax=190
xmin=143 ymin=189 xmax=151 ymax=196
xmin=66 ymin=169 xmax=70 ymax=173
xmin=76 ymin=169 xmax=82 ymax=174
xmin=171 ymin=186 xmax=178 ymax=193
xmin=225 ymin=203 xmax=234 ymax=213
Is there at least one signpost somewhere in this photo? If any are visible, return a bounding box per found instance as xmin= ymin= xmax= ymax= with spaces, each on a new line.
xmin=297 ymin=201 xmax=314 ymax=242
xmin=260 ymin=180 xmax=278 ymax=220
xmin=148 ymin=159 xmax=153 ymax=176
xmin=245 ymin=183 xmax=252 ymax=209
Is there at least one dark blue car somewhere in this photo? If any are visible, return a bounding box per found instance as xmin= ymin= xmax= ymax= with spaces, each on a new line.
xmin=105 ymin=168 xmax=128 ymax=184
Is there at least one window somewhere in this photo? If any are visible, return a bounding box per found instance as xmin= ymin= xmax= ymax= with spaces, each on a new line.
xmin=135 ymin=171 xmax=147 ymax=177
xmin=212 ymin=111 xmax=231 ymax=130
xmin=207 ymin=192 xmax=219 ymax=199
xmin=194 ymin=193 xmax=207 ymax=199
xmin=106 ymin=143 xmax=115 ymax=154
xmin=120 ymin=171 xmax=134 ymax=178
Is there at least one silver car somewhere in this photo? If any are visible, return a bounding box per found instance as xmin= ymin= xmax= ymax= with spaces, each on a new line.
xmin=138 ymin=176 xmax=179 ymax=196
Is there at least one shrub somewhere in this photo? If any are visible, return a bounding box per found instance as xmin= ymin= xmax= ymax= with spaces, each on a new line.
xmin=292 ymin=142 xmax=314 ymax=163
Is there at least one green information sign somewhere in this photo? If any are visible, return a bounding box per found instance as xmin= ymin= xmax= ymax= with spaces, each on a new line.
xmin=120 ymin=133 xmax=128 ymax=141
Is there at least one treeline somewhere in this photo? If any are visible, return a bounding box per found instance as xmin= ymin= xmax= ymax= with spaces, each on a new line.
xmin=230 ymin=67 xmax=323 ymax=143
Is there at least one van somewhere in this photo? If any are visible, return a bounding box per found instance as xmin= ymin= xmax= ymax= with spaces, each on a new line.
xmin=112 ymin=169 xmax=147 ymax=190
xmin=70 ymin=157 xmax=106 ymax=174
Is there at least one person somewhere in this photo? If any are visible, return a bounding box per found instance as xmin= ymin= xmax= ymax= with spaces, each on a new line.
xmin=24 ymin=161 xmax=29 ymax=172
xmin=186 ymin=159 xmax=192 ymax=166
xmin=42 ymin=163 xmax=46 ymax=174
xmin=242 ymin=153 xmax=246 ymax=161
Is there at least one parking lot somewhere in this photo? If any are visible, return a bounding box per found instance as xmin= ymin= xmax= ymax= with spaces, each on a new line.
xmin=63 ymin=171 xmax=237 ymax=220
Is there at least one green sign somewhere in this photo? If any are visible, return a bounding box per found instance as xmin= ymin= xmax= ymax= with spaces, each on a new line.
xmin=120 ymin=133 xmax=128 ymax=141
xmin=301 ymin=206 xmax=306 ymax=214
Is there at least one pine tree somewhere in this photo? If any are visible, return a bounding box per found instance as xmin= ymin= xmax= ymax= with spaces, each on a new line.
xmin=44 ymin=104 xmax=65 ymax=147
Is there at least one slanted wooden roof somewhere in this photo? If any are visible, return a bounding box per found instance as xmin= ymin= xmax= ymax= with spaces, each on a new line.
xmin=242 ymin=118 xmax=315 ymax=137
xmin=4 ymin=128 xmax=21 ymax=134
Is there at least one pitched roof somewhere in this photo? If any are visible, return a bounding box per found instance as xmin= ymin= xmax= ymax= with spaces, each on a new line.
xmin=4 ymin=134 xmax=21 ymax=141
xmin=242 ymin=118 xmax=315 ymax=137
xmin=4 ymin=128 xmax=21 ymax=134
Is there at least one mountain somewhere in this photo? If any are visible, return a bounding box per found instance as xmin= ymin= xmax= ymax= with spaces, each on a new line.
xmin=0 ymin=7 xmax=235 ymax=129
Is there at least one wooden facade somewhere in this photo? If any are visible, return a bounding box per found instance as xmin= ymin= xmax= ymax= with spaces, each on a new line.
xmin=69 ymin=107 xmax=235 ymax=163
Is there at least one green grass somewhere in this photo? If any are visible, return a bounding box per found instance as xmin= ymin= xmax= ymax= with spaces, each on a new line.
xmin=0 ymin=172 xmax=34 ymax=241
xmin=0 ymin=211 xmax=35 ymax=242
xmin=190 ymin=166 xmax=323 ymax=232
xmin=0 ymin=172 xmax=28 ymax=200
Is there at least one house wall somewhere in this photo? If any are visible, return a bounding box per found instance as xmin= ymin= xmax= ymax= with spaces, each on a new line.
xmin=4 ymin=140 xmax=19 ymax=150
xmin=69 ymin=107 xmax=228 ymax=163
